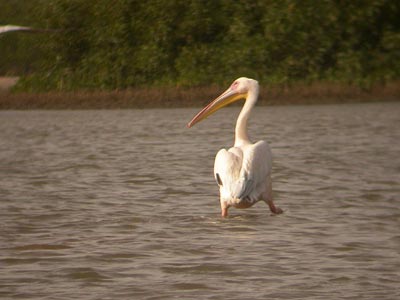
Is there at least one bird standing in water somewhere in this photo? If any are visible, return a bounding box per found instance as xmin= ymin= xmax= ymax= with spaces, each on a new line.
xmin=187 ymin=77 xmax=283 ymax=217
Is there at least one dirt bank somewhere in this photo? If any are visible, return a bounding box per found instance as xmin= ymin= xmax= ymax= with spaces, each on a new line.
xmin=0 ymin=78 xmax=398 ymax=109
xmin=0 ymin=77 xmax=19 ymax=91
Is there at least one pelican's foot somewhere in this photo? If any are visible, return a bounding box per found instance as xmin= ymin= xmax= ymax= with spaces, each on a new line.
xmin=272 ymin=206 xmax=283 ymax=215
xmin=267 ymin=200 xmax=283 ymax=215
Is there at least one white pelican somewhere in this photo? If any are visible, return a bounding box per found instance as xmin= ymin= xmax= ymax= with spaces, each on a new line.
xmin=187 ymin=77 xmax=283 ymax=217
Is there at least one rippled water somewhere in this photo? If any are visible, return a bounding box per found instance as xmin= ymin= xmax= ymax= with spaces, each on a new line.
xmin=1 ymin=102 xmax=399 ymax=299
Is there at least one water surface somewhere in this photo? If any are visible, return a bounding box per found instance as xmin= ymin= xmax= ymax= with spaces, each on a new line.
xmin=1 ymin=102 xmax=399 ymax=299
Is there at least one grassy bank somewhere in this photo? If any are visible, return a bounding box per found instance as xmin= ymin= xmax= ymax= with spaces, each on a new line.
xmin=0 ymin=80 xmax=399 ymax=109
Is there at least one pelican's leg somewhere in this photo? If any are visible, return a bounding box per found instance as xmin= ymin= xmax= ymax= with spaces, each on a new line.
xmin=263 ymin=179 xmax=283 ymax=214
xmin=220 ymin=201 xmax=228 ymax=217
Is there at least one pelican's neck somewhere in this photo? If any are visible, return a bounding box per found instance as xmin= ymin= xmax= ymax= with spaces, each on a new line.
xmin=234 ymin=84 xmax=259 ymax=147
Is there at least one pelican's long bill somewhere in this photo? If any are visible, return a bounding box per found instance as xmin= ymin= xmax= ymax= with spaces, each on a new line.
xmin=187 ymin=87 xmax=247 ymax=128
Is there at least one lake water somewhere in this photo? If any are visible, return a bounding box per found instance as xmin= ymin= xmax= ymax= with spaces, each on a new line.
xmin=0 ymin=102 xmax=399 ymax=299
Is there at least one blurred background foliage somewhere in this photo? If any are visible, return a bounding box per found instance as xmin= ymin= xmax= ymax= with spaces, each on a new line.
xmin=1 ymin=0 xmax=399 ymax=91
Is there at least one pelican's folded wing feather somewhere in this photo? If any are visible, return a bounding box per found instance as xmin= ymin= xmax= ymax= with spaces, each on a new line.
xmin=237 ymin=140 xmax=272 ymax=201
xmin=214 ymin=148 xmax=242 ymax=200
xmin=214 ymin=141 xmax=272 ymax=202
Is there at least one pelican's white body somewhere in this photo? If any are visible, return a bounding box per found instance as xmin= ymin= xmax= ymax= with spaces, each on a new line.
xmin=214 ymin=140 xmax=273 ymax=209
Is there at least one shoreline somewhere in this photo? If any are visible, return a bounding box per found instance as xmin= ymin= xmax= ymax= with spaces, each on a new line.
xmin=0 ymin=78 xmax=399 ymax=109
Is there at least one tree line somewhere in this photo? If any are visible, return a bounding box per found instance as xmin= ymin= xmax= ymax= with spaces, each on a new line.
xmin=1 ymin=0 xmax=400 ymax=91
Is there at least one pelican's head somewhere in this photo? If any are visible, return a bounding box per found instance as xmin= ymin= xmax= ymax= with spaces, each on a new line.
xmin=187 ymin=77 xmax=259 ymax=128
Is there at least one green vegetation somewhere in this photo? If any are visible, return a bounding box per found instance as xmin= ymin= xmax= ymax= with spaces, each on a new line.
xmin=1 ymin=0 xmax=400 ymax=91
xmin=0 ymin=0 xmax=48 ymax=76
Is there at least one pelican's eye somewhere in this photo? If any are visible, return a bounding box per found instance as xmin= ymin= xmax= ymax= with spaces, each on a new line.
xmin=231 ymin=81 xmax=239 ymax=90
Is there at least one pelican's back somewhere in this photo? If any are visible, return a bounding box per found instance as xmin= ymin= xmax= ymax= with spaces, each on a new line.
xmin=214 ymin=140 xmax=272 ymax=203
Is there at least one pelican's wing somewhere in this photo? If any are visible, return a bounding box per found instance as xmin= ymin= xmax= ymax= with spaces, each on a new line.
xmin=214 ymin=141 xmax=272 ymax=202
xmin=237 ymin=141 xmax=272 ymax=201
xmin=0 ymin=25 xmax=33 ymax=34
xmin=214 ymin=148 xmax=242 ymax=200
xmin=0 ymin=25 xmax=59 ymax=35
